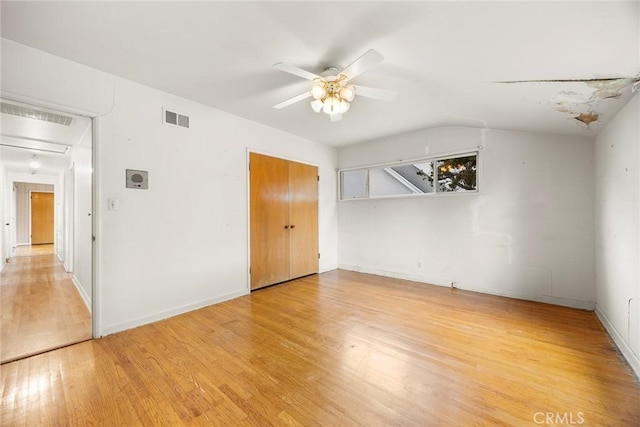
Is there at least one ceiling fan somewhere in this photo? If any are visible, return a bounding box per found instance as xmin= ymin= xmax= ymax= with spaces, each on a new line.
xmin=273 ymin=49 xmax=396 ymax=122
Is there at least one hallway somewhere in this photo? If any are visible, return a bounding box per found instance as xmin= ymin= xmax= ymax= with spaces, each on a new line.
xmin=0 ymin=245 xmax=91 ymax=363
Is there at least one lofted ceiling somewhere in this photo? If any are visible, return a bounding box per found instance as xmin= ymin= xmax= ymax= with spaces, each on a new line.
xmin=1 ymin=1 xmax=638 ymax=147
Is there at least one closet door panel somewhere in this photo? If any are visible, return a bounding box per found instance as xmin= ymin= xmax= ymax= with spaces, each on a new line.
xmin=250 ymin=153 xmax=290 ymax=290
xmin=288 ymin=161 xmax=319 ymax=279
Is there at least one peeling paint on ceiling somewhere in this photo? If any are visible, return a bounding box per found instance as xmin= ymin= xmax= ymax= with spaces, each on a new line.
xmin=502 ymin=76 xmax=639 ymax=128
xmin=585 ymin=78 xmax=631 ymax=101
xmin=574 ymin=111 xmax=599 ymax=126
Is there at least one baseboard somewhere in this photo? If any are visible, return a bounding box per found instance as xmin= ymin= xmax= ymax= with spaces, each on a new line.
xmin=319 ymin=265 xmax=338 ymax=274
xmin=453 ymin=282 xmax=595 ymax=311
xmin=101 ymin=289 xmax=249 ymax=336
xmin=595 ymin=305 xmax=640 ymax=380
xmin=71 ymin=275 xmax=92 ymax=314
xmin=338 ymin=264 xmax=596 ymax=310
xmin=339 ymin=264 xmax=431 ymax=284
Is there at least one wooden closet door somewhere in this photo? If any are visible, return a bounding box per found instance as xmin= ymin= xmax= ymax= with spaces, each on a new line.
xmin=288 ymin=161 xmax=319 ymax=279
xmin=250 ymin=153 xmax=290 ymax=290
xmin=31 ymin=192 xmax=54 ymax=244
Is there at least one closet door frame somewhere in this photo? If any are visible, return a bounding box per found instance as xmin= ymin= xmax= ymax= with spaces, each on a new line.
xmin=247 ymin=149 xmax=319 ymax=291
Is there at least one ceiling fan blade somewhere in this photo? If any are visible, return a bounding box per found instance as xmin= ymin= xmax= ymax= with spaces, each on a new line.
xmin=273 ymin=62 xmax=321 ymax=81
xmin=330 ymin=113 xmax=343 ymax=122
xmin=353 ymin=85 xmax=397 ymax=100
xmin=341 ymin=49 xmax=384 ymax=81
xmin=273 ymin=91 xmax=312 ymax=109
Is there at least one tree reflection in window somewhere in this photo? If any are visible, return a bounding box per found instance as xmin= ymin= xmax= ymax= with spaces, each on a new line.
xmin=416 ymin=155 xmax=477 ymax=192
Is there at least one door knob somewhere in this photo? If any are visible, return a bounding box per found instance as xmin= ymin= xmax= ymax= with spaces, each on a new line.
xmin=290 ymin=224 xmax=295 ymax=229
xmin=284 ymin=225 xmax=290 ymax=229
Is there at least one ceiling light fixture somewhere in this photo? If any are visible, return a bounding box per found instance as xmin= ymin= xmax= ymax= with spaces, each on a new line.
xmin=29 ymin=155 xmax=40 ymax=170
xmin=273 ymin=50 xmax=397 ymax=122
xmin=310 ymin=73 xmax=355 ymax=121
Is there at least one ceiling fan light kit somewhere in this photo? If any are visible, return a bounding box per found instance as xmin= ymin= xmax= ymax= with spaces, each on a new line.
xmin=273 ymin=49 xmax=396 ymax=122
xmin=310 ymin=75 xmax=354 ymax=117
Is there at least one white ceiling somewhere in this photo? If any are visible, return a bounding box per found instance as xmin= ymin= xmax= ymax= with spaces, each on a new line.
xmin=1 ymin=1 xmax=638 ymax=147
xmin=0 ymin=145 xmax=72 ymax=176
xmin=0 ymin=101 xmax=92 ymax=175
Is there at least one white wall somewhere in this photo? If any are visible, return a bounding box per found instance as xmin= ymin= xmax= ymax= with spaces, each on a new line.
xmin=71 ymin=126 xmax=92 ymax=310
xmin=55 ymin=173 xmax=64 ymax=261
xmin=594 ymin=93 xmax=640 ymax=377
xmin=0 ymin=160 xmax=6 ymax=271
xmin=338 ymin=126 xmax=595 ymax=309
xmin=1 ymin=38 xmax=338 ymax=335
xmin=63 ymin=165 xmax=74 ymax=272
xmin=1 ymin=40 xmax=115 ymax=116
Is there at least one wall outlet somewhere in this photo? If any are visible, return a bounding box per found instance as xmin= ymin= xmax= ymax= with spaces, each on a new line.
xmin=417 ymin=261 xmax=423 ymax=269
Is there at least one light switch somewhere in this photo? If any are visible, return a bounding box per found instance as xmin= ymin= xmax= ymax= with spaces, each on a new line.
xmin=107 ymin=198 xmax=120 ymax=211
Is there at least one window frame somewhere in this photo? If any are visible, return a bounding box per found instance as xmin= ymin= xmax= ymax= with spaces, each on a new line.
xmin=338 ymin=149 xmax=481 ymax=201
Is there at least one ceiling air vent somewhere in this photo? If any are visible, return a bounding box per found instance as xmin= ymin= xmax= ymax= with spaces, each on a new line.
xmin=0 ymin=102 xmax=73 ymax=126
xmin=163 ymin=108 xmax=189 ymax=128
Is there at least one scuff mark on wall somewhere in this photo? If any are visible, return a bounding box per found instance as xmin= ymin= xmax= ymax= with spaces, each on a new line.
xmin=470 ymin=196 xmax=514 ymax=265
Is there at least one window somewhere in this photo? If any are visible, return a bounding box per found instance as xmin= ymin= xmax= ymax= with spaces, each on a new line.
xmin=435 ymin=155 xmax=477 ymax=193
xmin=341 ymin=169 xmax=368 ymax=199
xmin=339 ymin=152 xmax=478 ymax=200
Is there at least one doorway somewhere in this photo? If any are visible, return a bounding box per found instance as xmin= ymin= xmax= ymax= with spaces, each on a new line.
xmin=0 ymin=98 xmax=93 ymax=363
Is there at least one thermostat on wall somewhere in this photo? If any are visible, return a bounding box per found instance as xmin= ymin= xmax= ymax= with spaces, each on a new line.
xmin=126 ymin=169 xmax=149 ymax=189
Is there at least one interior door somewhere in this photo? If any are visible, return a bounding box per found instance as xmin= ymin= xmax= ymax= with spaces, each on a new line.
xmin=31 ymin=192 xmax=54 ymax=244
xmin=288 ymin=161 xmax=319 ymax=279
xmin=250 ymin=153 xmax=290 ymax=290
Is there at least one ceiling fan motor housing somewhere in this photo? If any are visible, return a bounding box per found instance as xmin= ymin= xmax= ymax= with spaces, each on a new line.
xmin=326 ymin=80 xmax=341 ymax=94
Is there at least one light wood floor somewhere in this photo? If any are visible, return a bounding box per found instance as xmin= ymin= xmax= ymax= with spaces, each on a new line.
xmin=0 ymin=250 xmax=92 ymax=364
xmin=14 ymin=244 xmax=55 ymax=257
xmin=1 ymin=270 xmax=639 ymax=426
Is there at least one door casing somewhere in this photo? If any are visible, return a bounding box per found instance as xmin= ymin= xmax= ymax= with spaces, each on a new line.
xmin=0 ymin=93 xmax=99 ymax=338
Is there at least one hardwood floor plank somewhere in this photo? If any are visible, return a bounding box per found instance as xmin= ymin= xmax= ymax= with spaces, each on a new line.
xmin=14 ymin=244 xmax=54 ymax=257
xmin=1 ymin=269 xmax=639 ymax=426
xmin=0 ymin=252 xmax=92 ymax=363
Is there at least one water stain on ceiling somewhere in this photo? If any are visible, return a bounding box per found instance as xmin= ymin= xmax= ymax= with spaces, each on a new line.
xmin=499 ymin=76 xmax=640 ymax=128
